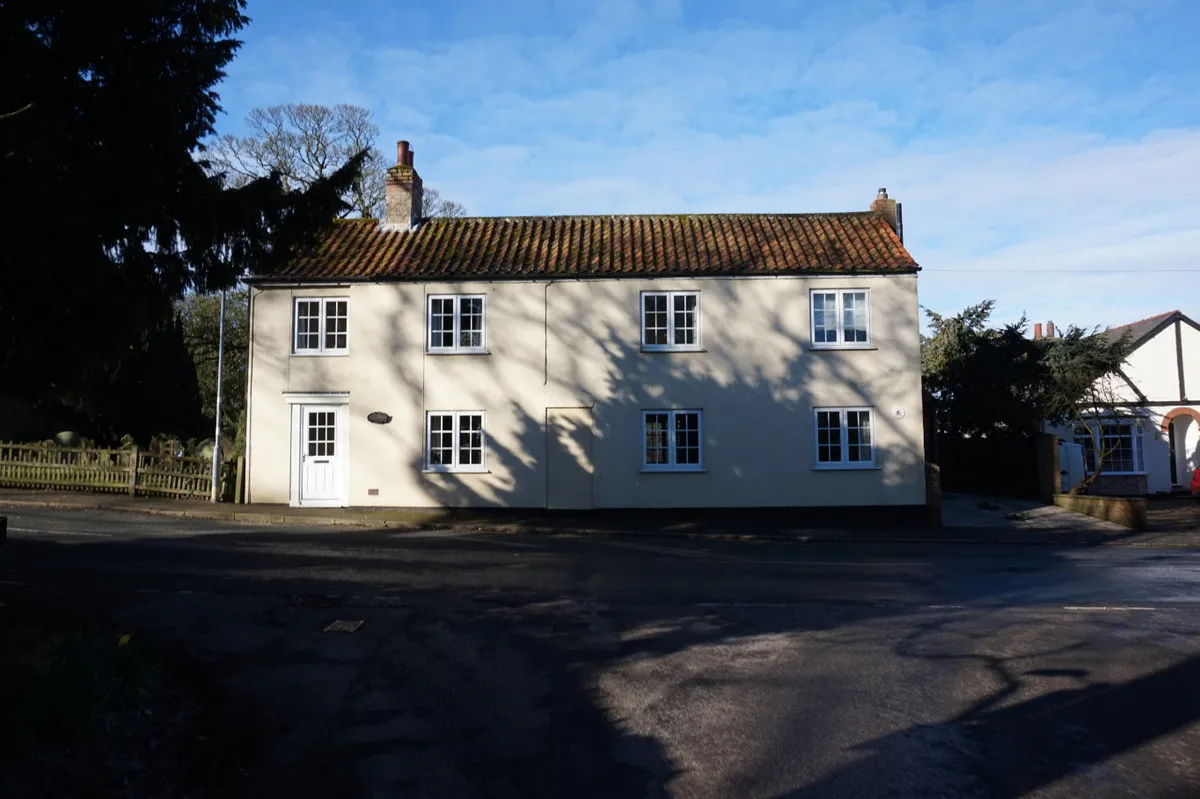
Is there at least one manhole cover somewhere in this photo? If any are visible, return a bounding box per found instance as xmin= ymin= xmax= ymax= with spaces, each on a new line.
xmin=324 ymin=620 xmax=364 ymax=633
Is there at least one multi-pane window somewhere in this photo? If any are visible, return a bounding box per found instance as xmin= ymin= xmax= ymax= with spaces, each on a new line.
xmin=1074 ymin=420 xmax=1142 ymax=473
xmin=306 ymin=411 xmax=336 ymax=457
xmin=642 ymin=292 xmax=700 ymax=351
xmin=293 ymin=298 xmax=348 ymax=354
xmin=642 ymin=410 xmax=703 ymax=470
xmin=811 ymin=289 xmax=870 ymax=347
xmin=814 ymin=407 xmax=875 ymax=468
xmin=428 ymin=295 xmax=486 ymax=353
xmin=426 ymin=412 xmax=486 ymax=472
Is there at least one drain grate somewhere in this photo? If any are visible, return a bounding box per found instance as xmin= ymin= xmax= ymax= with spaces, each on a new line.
xmin=323 ymin=620 xmax=364 ymax=633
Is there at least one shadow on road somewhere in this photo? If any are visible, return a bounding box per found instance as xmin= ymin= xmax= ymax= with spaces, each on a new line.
xmin=777 ymin=652 xmax=1200 ymax=799
xmin=4 ymin=523 xmax=1199 ymax=798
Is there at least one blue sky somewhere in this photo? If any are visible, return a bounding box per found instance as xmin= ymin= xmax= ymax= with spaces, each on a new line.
xmin=217 ymin=0 xmax=1199 ymax=331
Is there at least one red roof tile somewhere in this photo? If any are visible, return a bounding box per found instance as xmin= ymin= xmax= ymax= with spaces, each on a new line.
xmin=263 ymin=212 xmax=919 ymax=282
xmin=1104 ymin=310 xmax=1180 ymax=347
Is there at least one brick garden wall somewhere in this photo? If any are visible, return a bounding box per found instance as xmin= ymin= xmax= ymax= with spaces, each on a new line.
xmin=1087 ymin=474 xmax=1148 ymax=497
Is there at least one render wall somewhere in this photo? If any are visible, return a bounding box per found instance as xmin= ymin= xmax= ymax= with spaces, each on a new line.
xmin=246 ymin=274 xmax=926 ymax=508
xmin=1119 ymin=323 xmax=1188 ymax=402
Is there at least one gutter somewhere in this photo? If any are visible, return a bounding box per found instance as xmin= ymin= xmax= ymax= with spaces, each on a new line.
xmin=245 ymin=269 xmax=921 ymax=287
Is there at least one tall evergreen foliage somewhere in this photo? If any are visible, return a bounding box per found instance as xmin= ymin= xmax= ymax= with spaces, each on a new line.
xmin=922 ymin=302 xmax=1049 ymax=439
xmin=922 ymin=301 xmax=1133 ymax=483
xmin=0 ymin=0 xmax=364 ymax=441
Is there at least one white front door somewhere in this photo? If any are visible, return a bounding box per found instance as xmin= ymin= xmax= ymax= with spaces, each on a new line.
xmin=299 ymin=405 xmax=345 ymax=506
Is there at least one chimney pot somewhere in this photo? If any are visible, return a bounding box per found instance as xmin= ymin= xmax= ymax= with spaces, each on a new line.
xmin=877 ymin=188 xmax=888 ymax=199
xmin=1047 ymin=321 xmax=1056 ymax=338
xmin=1034 ymin=323 xmax=1043 ymax=339
xmin=396 ymin=140 xmax=410 ymax=166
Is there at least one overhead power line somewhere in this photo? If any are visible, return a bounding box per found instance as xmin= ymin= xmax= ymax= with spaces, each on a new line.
xmin=923 ymin=268 xmax=1199 ymax=273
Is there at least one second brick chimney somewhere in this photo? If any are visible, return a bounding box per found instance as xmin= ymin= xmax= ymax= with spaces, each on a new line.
xmin=382 ymin=140 xmax=423 ymax=231
xmin=870 ymin=188 xmax=903 ymax=242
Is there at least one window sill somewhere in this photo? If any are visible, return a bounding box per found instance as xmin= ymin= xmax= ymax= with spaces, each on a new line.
xmin=292 ymin=351 xmax=350 ymax=357
xmin=808 ymin=346 xmax=877 ymax=352
xmin=812 ymin=464 xmax=881 ymax=471
xmin=639 ymin=468 xmax=707 ymax=474
xmin=641 ymin=347 xmax=707 ymax=354
xmin=425 ymin=350 xmax=491 ymax=356
xmin=423 ymin=468 xmax=490 ymax=474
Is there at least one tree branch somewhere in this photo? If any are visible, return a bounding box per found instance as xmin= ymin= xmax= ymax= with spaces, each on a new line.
xmin=0 ymin=102 xmax=35 ymax=122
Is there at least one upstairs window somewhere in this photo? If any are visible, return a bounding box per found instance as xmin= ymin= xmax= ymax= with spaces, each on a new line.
xmin=428 ymin=295 xmax=486 ymax=353
xmin=293 ymin=298 xmax=348 ymax=355
xmin=814 ymin=407 xmax=876 ymax=468
xmin=642 ymin=409 xmax=703 ymax=471
xmin=811 ymin=289 xmax=870 ymax=348
xmin=642 ymin=291 xmax=701 ymax=351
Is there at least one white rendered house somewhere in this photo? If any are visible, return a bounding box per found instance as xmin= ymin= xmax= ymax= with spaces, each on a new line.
xmin=243 ymin=141 xmax=928 ymax=510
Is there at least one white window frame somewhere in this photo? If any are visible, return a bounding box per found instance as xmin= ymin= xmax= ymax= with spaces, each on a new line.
xmin=1073 ymin=418 xmax=1143 ymax=475
xmin=425 ymin=411 xmax=487 ymax=473
xmin=641 ymin=409 xmax=704 ymax=471
xmin=813 ymin=406 xmax=877 ymax=469
xmin=640 ymin=291 xmax=702 ymax=352
xmin=426 ymin=294 xmax=487 ymax=354
xmin=292 ymin=297 xmax=349 ymax=355
xmin=809 ymin=289 xmax=871 ymax=349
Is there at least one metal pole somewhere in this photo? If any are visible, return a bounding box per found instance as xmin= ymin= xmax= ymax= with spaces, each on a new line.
xmin=210 ymin=289 xmax=226 ymax=502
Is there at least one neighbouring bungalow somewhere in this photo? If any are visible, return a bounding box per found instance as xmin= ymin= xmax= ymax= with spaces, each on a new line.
xmin=1043 ymin=310 xmax=1200 ymax=495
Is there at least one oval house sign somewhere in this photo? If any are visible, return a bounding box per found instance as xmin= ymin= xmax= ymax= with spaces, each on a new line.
xmin=367 ymin=412 xmax=392 ymax=425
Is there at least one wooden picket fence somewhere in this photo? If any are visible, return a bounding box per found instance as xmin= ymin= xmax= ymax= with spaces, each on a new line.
xmin=0 ymin=442 xmax=244 ymax=501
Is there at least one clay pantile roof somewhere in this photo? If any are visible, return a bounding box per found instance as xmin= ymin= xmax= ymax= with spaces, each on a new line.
xmin=263 ymin=212 xmax=919 ymax=282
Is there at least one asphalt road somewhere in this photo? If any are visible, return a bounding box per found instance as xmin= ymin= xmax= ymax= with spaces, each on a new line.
xmin=3 ymin=506 xmax=1200 ymax=798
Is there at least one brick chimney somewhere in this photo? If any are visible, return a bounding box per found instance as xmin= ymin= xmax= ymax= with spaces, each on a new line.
xmin=1033 ymin=321 xmax=1057 ymax=340
xmin=870 ymin=188 xmax=903 ymax=242
xmin=382 ymin=140 xmax=423 ymax=231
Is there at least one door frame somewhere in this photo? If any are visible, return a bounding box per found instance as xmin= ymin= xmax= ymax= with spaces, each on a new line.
xmin=545 ymin=406 xmax=595 ymax=510
xmin=284 ymin=392 xmax=350 ymax=508
xmin=1169 ymin=420 xmax=1179 ymax=485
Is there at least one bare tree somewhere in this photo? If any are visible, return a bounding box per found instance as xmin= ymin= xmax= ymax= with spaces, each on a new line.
xmin=208 ymin=104 xmax=463 ymax=219
xmin=423 ymin=186 xmax=468 ymax=219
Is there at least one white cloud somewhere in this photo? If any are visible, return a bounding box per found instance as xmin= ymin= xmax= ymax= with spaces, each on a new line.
xmin=217 ymin=0 xmax=1200 ymax=330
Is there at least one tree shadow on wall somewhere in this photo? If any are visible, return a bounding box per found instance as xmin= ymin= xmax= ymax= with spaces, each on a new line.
xmin=391 ymin=278 xmax=926 ymax=525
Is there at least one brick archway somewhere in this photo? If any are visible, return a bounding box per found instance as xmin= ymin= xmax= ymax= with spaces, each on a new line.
xmin=1161 ymin=407 xmax=1200 ymax=433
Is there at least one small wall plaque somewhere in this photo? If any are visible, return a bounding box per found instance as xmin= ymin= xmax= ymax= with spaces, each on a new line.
xmin=367 ymin=412 xmax=392 ymax=424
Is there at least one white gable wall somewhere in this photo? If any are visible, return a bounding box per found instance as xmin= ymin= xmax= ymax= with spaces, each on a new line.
xmin=1183 ymin=322 xmax=1200 ymax=401
xmin=1120 ymin=323 xmax=1182 ymax=403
